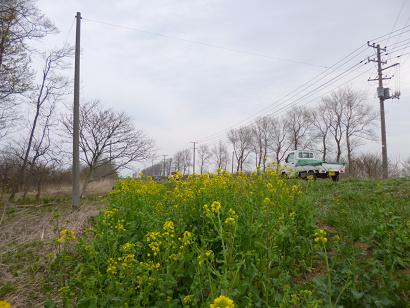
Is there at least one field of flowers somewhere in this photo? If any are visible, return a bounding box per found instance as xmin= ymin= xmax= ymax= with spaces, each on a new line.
xmin=55 ymin=171 xmax=410 ymax=307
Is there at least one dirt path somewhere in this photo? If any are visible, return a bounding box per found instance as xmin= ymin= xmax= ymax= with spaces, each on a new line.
xmin=0 ymin=199 xmax=105 ymax=307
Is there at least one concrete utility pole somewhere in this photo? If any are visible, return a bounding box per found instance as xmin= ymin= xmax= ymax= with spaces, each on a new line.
xmin=72 ymin=12 xmax=81 ymax=210
xmin=191 ymin=142 xmax=196 ymax=175
xmin=368 ymin=42 xmax=399 ymax=179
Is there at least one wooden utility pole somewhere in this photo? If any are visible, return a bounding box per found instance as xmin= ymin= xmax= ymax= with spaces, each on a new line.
xmin=72 ymin=12 xmax=81 ymax=210
xmin=191 ymin=142 xmax=196 ymax=175
xmin=368 ymin=42 xmax=399 ymax=179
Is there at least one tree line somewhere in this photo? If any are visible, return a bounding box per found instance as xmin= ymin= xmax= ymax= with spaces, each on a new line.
xmin=143 ymin=87 xmax=409 ymax=178
xmin=0 ymin=0 xmax=153 ymax=200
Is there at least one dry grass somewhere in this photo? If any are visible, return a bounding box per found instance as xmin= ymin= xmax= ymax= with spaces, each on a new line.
xmin=28 ymin=178 xmax=117 ymax=198
xmin=0 ymin=198 xmax=106 ymax=307
xmin=0 ymin=179 xmax=115 ymax=306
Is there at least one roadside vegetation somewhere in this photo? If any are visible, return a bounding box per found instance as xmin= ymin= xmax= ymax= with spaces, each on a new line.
xmin=0 ymin=191 xmax=108 ymax=307
xmin=44 ymin=172 xmax=410 ymax=307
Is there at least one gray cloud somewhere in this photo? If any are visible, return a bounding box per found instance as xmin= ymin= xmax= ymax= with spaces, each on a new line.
xmin=37 ymin=0 xmax=410 ymax=163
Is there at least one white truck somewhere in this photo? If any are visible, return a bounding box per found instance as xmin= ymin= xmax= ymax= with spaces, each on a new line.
xmin=283 ymin=150 xmax=345 ymax=181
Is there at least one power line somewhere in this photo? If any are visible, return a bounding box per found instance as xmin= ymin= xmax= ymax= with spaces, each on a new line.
xmin=198 ymin=45 xmax=370 ymax=142
xmin=376 ymin=28 xmax=410 ymax=45
xmin=201 ymin=61 xmax=371 ymax=146
xmin=197 ymin=25 xmax=410 ymax=144
xmin=385 ymin=0 xmax=408 ymax=45
xmin=63 ymin=17 xmax=76 ymax=46
xmin=198 ymin=52 xmax=370 ymax=143
xmin=79 ymin=16 xmax=409 ymax=161
xmin=204 ymin=66 xmax=374 ymax=149
xmin=386 ymin=37 xmax=410 ymax=47
xmin=369 ymin=24 xmax=410 ymax=43
xmin=386 ymin=44 xmax=410 ymax=56
xmin=82 ymin=17 xmax=329 ymax=69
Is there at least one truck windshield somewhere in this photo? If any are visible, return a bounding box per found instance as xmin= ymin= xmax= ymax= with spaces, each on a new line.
xmin=287 ymin=153 xmax=294 ymax=163
xmin=298 ymin=152 xmax=313 ymax=158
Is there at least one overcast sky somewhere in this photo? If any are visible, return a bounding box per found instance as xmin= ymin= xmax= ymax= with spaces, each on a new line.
xmin=36 ymin=0 xmax=410 ymax=169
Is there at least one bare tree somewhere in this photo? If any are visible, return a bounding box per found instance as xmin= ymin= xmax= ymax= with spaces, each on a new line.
xmin=0 ymin=152 xmax=19 ymax=196
xmin=9 ymin=47 xmax=72 ymax=200
xmin=251 ymin=116 xmax=272 ymax=172
xmin=341 ymin=88 xmax=377 ymax=172
xmin=173 ymin=149 xmax=191 ymax=175
xmin=348 ymin=153 xmax=400 ymax=179
xmin=181 ymin=149 xmax=191 ymax=175
xmin=0 ymin=0 xmax=56 ymax=107
xmin=0 ymin=98 xmax=19 ymax=142
xmin=197 ymin=144 xmax=211 ymax=174
xmin=141 ymin=160 xmax=163 ymax=177
xmin=269 ymin=117 xmax=290 ymax=165
xmin=211 ymin=141 xmax=229 ymax=171
xmin=166 ymin=158 xmax=173 ymax=176
xmin=311 ymin=102 xmax=332 ymax=161
xmin=349 ymin=153 xmax=382 ymax=178
xmin=323 ymin=91 xmax=345 ymax=162
xmin=285 ymin=106 xmax=312 ymax=150
xmin=63 ymin=100 xmax=154 ymax=195
xmin=228 ymin=126 xmax=253 ymax=173
xmin=22 ymin=105 xmax=61 ymax=199
xmin=402 ymin=157 xmax=410 ymax=177
xmin=173 ymin=151 xmax=183 ymax=173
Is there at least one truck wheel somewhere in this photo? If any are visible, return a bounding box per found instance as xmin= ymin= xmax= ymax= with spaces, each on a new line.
xmin=307 ymin=171 xmax=316 ymax=181
xmin=331 ymin=174 xmax=340 ymax=182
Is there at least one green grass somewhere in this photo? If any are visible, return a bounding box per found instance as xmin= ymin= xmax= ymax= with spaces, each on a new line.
xmin=51 ymin=175 xmax=410 ymax=307
xmin=298 ymin=178 xmax=410 ymax=306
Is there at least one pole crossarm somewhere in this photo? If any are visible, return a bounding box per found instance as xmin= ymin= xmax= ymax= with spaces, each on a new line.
xmin=368 ymin=77 xmax=392 ymax=81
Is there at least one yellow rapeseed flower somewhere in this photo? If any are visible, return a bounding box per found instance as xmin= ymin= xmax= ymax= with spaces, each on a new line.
xmin=103 ymin=208 xmax=119 ymax=218
xmin=114 ymin=221 xmax=126 ymax=232
xmin=141 ymin=261 xmax=161 ymax=271
xmin=210 ymin=295 xmax=235 ymax=308
xmin=181 ymin=231 xmax=193 ymax=247
xmin=224 ymin=217 xmax=236 ymax=225
xmin=146 ymin=231 xmax=161 ymax=242
xmin=121 ymin=253 xmax=136 ymax=269
xmin=0 ymin=300 xmax=11 ymax=308
xmin=183 ymin=294 xmax=193 ymax=305
xmin=56 ymin=229 xmax=76 ymax=244
xmin=205 ymin=250 xmax=214 ymax=258
xmin=210 ymin=201 xmax=222 ymax=214
xmin=107 ymin=257 xmax=117 ymax=275
xmin=149 ymin=241 xmax=160 ymax=256
xmin=197 ymin=255 xmax=204 ymax=266
xmin=163 ymin=220 xmax=175 ymax=233
xmin=121 ymin=242 xmax=135 ymax=253
xmin=314 ymin=229 xmax=328 ymax=244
